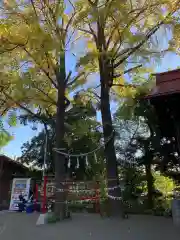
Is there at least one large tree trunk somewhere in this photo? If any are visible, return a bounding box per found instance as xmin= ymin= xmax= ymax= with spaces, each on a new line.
xmin=96 ymin=20 xmax=122 ymax=216
xmin=100 ymin=83 xmax=122 ymax=216
xmin=101 ymin=87 xmax=122 ymax=216
xmin=145 ymin=163 xmax=154 ymax=209
xmin=54 ymin=53 xmax=68 ymax=220
xmin=98 ymin=53 xmax=122 ymax=216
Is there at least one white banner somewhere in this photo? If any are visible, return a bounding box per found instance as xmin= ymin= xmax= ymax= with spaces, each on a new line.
xmin=9 ymin=178 xmax=31 ymax=211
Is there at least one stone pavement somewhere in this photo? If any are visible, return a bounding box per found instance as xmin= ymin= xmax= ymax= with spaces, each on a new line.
xmin=0 ymin=212 xmax=180 ymax=240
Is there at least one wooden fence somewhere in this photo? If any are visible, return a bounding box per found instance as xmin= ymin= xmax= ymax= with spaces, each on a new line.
xmin=38 ymin=179 xmax=100 ymax=213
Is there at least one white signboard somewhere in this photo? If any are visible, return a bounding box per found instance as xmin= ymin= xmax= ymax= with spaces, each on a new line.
xmin=9 ymin=178 xmax=31 ymax=211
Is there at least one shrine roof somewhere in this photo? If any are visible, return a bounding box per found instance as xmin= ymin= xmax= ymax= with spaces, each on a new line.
xmin=147 ymin=68 xmax=180 ymax=98
xmin=153 ymin=68 xmax=180 ymax=76
xmin=0 ymin=154 xmax=27 ymax=171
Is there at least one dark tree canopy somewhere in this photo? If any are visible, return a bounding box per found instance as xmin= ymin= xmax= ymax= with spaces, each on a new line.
xmin=18 ymin=101 xmax=103 ymax=180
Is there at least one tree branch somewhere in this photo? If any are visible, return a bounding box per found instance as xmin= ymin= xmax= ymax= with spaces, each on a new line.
xmin=110 ymin=7 xmax=146 ymax=55
xmin=67 ymin=0 xmax=75 ymax=11
xmin=23 ymin=48 xmax=58 ymax=89
xmin=65 ymin=29 xmax=76 ymax=48
xmin=88 ymin=90 xmax=101 ymax=101
xmin=78 ymin=22 xmax=98 ymax=46
xmin=88 ymin=23 xmax=98 ymax=45
xmin=106 ymin=16 xmax=124 ymax=49
xmin=0 ymin=45 xmax=20 ymax=55
xmin=87 ymin=0 xmax=97 ymax=6
xmin=3 ymin=91 xmax=55 ymax=127
xmin=113 ymin=64 xmax=142 ymax=78
xmin=67 ymin=72 xmax=85 ymax=86
xmin=32 ymin=84 xmax=57 ymax=106
xmin=3 ymin=91 xmax=37 ymax=117
xmin=30 ymin=0 xmax=39 ymax=19
xmin=113 ymin=5 xmax=179 ymax=69
xmin=112 ymin=83 xmax=138 ymax=88
xmin=78 ymin=27 xmax=96 ymax=38
xmin=47 ymin=2 xmax=62 ymax=39
xmin=65 ymin=71 xmax=72 ymax=83
xmin=78 ymin=89 xmax=100 ymax=103
xmin=65 ymin=12 xmax=76 ymax=33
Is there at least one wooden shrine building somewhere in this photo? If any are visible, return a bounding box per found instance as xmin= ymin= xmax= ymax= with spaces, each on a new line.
xmin=146 ymin=69 xmax=180 ymax=179
xmin=147 ymin=69 xmax=180 ymax=148
xmin=0 ymin=155 xmax=28 ymax=210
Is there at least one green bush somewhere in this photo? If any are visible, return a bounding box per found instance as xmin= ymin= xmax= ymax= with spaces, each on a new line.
xmin=152 ymin=172 xmax=174 ymax=216
xmin=153 ymin=172 xmax=175 ymax=196
xmin=47 ymin=213 xmax=60 ymax=224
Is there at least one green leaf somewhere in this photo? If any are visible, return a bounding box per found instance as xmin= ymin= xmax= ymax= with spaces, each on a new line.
xmin=8 ymin=110 xmax=17 ymax=127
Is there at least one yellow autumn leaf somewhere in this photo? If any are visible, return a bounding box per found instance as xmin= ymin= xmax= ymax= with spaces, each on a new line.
xmin=113 ymin=76 xmax=125 ymax=86
xmin=87 ymin=40 xmax=96 ymax=51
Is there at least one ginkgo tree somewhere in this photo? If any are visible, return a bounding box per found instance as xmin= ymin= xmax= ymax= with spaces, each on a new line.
xmin=73 ymin=0 xmax=180 ymax=215
xmin=0 ymin=119 xmax=12 ymax=149
xmin=0 ymin=0 xmax=89 ymax=219
xmin=1 ymin=0 xmax=180 ymax=219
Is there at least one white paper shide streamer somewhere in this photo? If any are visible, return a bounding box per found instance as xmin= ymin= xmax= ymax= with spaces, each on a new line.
xmin=76 ymin=157 xmax=80 ymax=169
xmin=85 ymin=155 xmax=89 ymax=167
xmin=68 ymin=156 xmax=71 ymax=168
xmin=54 ymin=129 xmax=137 ymax=168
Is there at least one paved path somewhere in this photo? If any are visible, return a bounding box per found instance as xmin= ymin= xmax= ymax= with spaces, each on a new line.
xmin=0 ymin=212 xmax=180 ymax=240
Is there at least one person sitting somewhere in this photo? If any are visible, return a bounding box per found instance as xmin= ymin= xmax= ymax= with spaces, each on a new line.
xmin=18 ymin=194 xmax=27 ymax=212
xmin=28 ymin=190 xmax=34 ymax=203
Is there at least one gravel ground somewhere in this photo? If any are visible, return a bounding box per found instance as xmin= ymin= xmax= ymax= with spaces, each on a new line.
xmin=0 ymin=212 xmax=180 ymax=240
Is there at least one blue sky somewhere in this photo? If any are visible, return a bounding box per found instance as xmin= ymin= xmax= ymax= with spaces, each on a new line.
xmin=2 ymin=50 xmax=180 ymax=159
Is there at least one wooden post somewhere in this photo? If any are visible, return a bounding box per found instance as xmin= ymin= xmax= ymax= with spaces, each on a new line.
xmin=0 ymin=159 xmax=4 ymax=204
xmin=35 ymin=184 xmax=38 ymax=211
xmin=0 ymin=158 xmax=4 ymax=178
xmin=95 ymin=181 xmax=100 ymax=213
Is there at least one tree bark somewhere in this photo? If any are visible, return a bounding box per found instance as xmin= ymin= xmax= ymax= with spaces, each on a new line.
xmin=95 ymin=20 xmax=122 ymax=216
xmin=97 ymin=47 xmax=121 ymax=216
xmin=0 ymin=159 xmax=4 ymax=178
xmin=100 ymin=84 xmax=122 ymax=216
xmin=54 ymin=53 xmax=68 ymax=220
xmin=145 ymin=163 xmax=154 ymax=209
xmin=0 ymin=159 xmax=4 ymax=205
